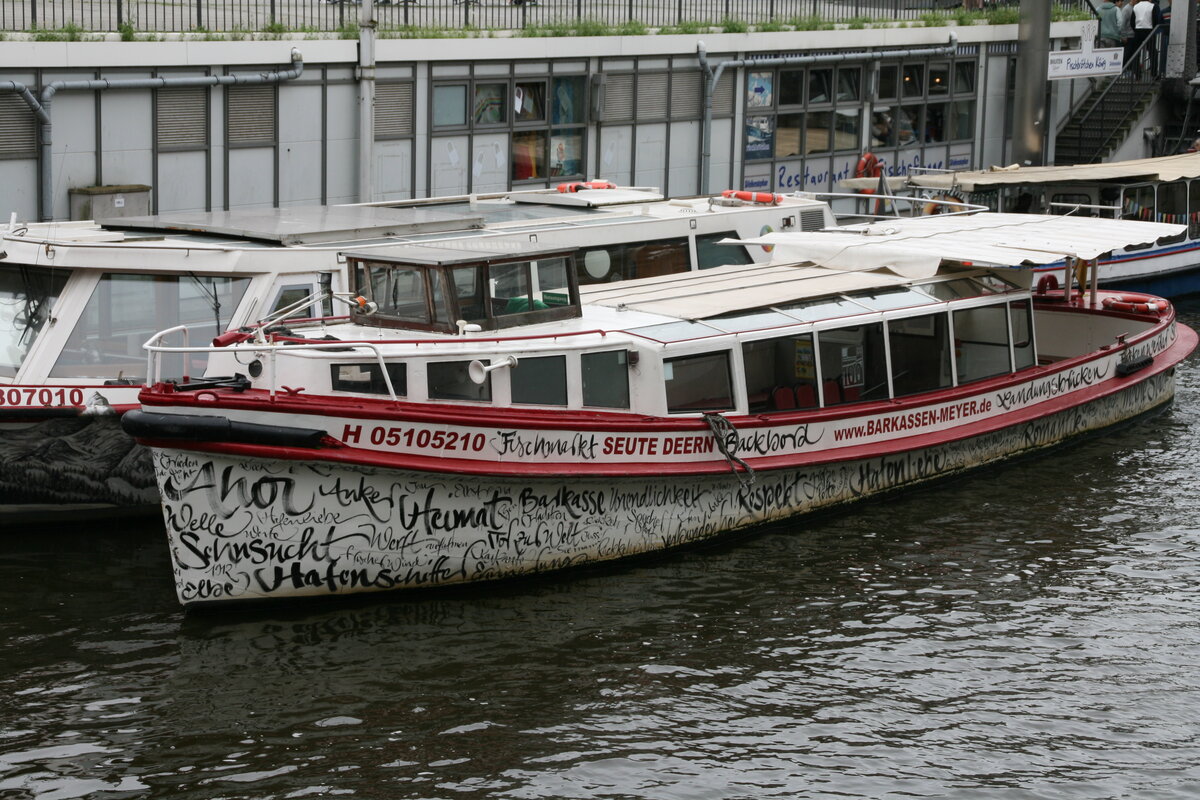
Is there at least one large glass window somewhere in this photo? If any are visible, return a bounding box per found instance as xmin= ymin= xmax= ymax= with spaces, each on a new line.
xmin=365 ymin=265 xmax=431 ymax=323
xmin=1122 ymin=184 xmax=1156 ymax=221
xmin=0 ymin=265 xmax=69 ymax=378
xmin=817 ymin=323 xmax=887 ymax=405
xmin=742 ymin=333 xmax=819 ymax=413
xmin=953 ymin=304 xmax=1011 ymax=384
xmin=577 ymin=238 xmax=691 ymax=285
xmin=889 ymin=313 xmax=952 ymax=397
xmin=512 ymin=355 xmax=567 ymax=406
xmin=49 ymin=273 xmax=250 ymax=381
xmin=665 ymin=351 xmax=734 ymax=413
xmin=429 ymin=360 xmax=491 ymax=402
xmin=582 ymin=350 xmax=630 ymax=408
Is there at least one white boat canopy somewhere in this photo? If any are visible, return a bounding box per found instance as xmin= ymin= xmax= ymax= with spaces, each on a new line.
xmin=737 ymin=213 xmax=1186 ymax=279
xmin=839 ymin=152 xmax=1200 ymax=192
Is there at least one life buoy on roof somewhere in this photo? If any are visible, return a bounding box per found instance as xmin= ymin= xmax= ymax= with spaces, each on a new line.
xmin=1101 ymin=294 xmax=1169 ymax=315
xmin=556 ymin=180 xmax=616 ymax=193
xmin=721 ymin=189 xmax=782 ymax=205
xmin=853 ymin=152 xmax=887 ymax=215
xmin=921 ymin=193 xmax=965 ymax=215
xmin=1035 ymin=274 xmax=1059 ymax=295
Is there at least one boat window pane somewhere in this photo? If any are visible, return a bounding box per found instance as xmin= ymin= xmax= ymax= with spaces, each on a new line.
xmin=778 ymin=295 xmax=867 ymax=322
xmin=627 ymin=321 xmax=724 ymax=343
xmin=581 ymin=350 xmax=629 ymax=408
xmin=779 ymin=69 xmax=803 ymax=106
xmin=849 ymin=288 xmax=938 ymax=311
xmin=429 ymin=360 xmax=491 ymax=401
xmin=451 ymin=266 xmax=487 ymax=321
xmin=710 ymin=309 xmax=800 ymax=332
xmin=696 ymin=232 xmax=753 ymax=270
xmin=665 ymin=351 xmax=734 ymax=413
xmin=512 ymin=355 xmax=567 ymax=406
xmin=1191 ymin=181 xmax=1200 ymax=238
xmin=1049 ymin=193 xmax=1091 ymax=215
xmin=742 ymin=333 xmax=819 ymax=413
xmin=974 ymin=273 xmax=1018 ymax=293
xmin=774 ymin=113 xmax=801 ymax=159
xmin=534 ymin=257 xmax=572 ymax=306
xmin=889 ymin=313 xmax=952 ymax=397
xmin=953 ymin=304 xmax=1011 ymax=384
xmin=1010 ymin=299 xmax=1035 ymax=371
xmin=330 ymin=362 xmax=407 ymax=396
xmin=49 ymin=273 xmax=250 ymax=381
xmin=817 ymin=323 xmax=887 ymax=405
xmin=1122 ymin=184 xmax=1155 ymax=221
xmin=1158 ymin=180 xmax=1187 ymax=223
xmin=628 ymin=238 xmax=690 ymax=279
xmin=0 ymin=264 xmax=69 ymax=378
xmin=368 ymin=265 xmax=431 ymax=323
xmin=918 ymin=278 xmax=984 ymax=301
xmin=433 ymin=84 xmax=467 ymax=127
xmin=270 ymin=283 xmax=317 ymax=320
xmin=578 ymin=245 xmax=628 ymax=285
xmin=490 ymin=262 xmax=539 ymax=315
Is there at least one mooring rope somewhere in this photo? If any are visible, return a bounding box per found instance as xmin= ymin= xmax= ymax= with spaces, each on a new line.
xmin=702 ymin=412 xmax=755 ymax=491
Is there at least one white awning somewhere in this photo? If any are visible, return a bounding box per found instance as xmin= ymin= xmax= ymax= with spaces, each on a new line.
xmin=839 ymin=152 xmax=1200 ymax=192
xmin=738 ymin=213 xmax=1185 ymax=278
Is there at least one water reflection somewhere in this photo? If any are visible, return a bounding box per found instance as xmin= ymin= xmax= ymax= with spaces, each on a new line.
xmin=1 ymin=305 xmax=1199 ymax=798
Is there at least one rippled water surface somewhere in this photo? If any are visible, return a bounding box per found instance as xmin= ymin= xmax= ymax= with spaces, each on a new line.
xmin=4 ymin=303 xmax=1200 ymax=799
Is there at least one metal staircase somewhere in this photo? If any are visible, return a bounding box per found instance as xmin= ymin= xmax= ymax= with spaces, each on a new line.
xmin=1054 ymin=31 xmax=1162 ymax=165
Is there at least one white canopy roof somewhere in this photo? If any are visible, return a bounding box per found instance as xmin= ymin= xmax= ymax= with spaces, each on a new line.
xmin=839 ymin=152 xmax=1200 ymax=192
xmin=740 ymin=212 xmax=1184 ymax=279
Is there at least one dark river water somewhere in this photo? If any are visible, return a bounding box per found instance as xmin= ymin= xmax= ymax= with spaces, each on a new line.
xmin=4 ymin=304 xmax=1200 ymax=800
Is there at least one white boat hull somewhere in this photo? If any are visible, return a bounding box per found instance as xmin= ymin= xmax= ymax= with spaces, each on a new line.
xmin=149 ymin=368 xmax=1177 ymax=606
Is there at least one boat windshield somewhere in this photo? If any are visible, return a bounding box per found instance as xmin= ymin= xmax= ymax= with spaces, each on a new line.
xmin=0 ymin=264 xmax=70 ymax=378
xmin=48 ymin=273 xmax=251 ymax=382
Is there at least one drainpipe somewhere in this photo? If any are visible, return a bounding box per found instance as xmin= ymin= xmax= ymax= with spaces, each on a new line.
xmin=4 ymin=49 xmax=303 ymax=222
xmin=699 ymin=34 xmax=959 ymax=194
xmin=1011 ymin=0 xmax=1050 ymax=166
xmin=358 ymin=0 xmax=376 ymax=203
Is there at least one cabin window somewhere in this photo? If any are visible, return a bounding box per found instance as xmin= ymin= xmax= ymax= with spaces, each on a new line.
xmin=511 ymin=355 xmax=567 ymax=406
xmin=742 ymin=334 xmax=819 ymax=413
xmin=1049 ymin=193 xmax=1091 ymax=216
xmin=365 ymin=265 xmax=432 ymax=324
xmin=581 ymin=350 xmax=630 ymax=409
xmin=451 ymin=266 xmax=487 ymax=322
xmin=919 ymin=278 xmax=987 ymax=301
xmin=49 ymin=273 xmax=250 ymax=382
xmin=817 ymin=323 xmax=887 ymax=405
xmin=330 ymin=363 xmax=407 ymax=396
xmin=696 ymin=233 xmax=753 ymax=270
xmin=953 ymin=304 xmax=1011 ymax=384
xmin=1122 ymin=184 xmax=1155 ymax=222
xmin=428 ymin=360 xmax=491 ymax=402
xmin=1158 ymin=181 xmax=1188 ymax=239
xmin=1190 ymin=181 xmax=1200 ymax=239
xmin=1010 ymin=300 xmax=1035 ymax=371
xmin=577 ymin=239 xmax=691 ymax=285
xmin=488 ymin=258 xmax=571 ymax=316
xmin=0 ymin=265 xmax=69 ymax=378
xmin=888 ymin=313 xmax=952 ymax=397
xmin=665 ymin=351 xmax=734 ymax=413
xmin=270 ymin=283 xmax=320 ymax=320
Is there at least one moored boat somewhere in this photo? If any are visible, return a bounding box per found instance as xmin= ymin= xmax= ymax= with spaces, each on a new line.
xmin=0 ymin=185 xmax=831 ymax=522
xmin=838 ymin=152 xmax=1200 ymax=296
xmin=122 ymin=212 xmax=1195 ymax=606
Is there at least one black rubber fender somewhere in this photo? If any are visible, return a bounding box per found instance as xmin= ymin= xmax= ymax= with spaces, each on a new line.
xmin=121 ymin=409 xmax=329 ymax=448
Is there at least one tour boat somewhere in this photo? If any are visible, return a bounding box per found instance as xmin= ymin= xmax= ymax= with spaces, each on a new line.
xmin=839 ymin=152 xmax=1200 ymax=296
xmin=122 ymin=212 xmax=1194 ymax=606
xmin=0 ymin=184 xmax=831 ymax=521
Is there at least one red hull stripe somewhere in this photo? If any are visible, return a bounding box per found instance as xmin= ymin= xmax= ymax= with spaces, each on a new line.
xmin=136 ymin=325 xmax=1197 ymax=478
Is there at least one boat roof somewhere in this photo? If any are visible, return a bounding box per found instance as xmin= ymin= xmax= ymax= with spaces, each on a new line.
xmin=737 ymin=213 xmax=1185 ymax=278
xmin=839 ymin=152 xmax=1200 ymax=192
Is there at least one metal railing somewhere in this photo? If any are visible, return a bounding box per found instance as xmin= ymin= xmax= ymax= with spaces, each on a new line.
xmin=1 ymin=0 xmax=1086 ymax=34
xmin=1058 ymin=26 xmax=1164 ymax=164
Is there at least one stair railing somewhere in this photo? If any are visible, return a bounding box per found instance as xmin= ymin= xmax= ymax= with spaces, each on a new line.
xmin=1059 ymin=25 xmax=1163 ymax=164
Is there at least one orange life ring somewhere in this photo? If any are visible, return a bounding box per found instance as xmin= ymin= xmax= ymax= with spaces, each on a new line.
xmin=1035 ymin=274 xmax=1059 ymax=294
xmin=721 ymin=189 xmax=782 ymax=205
xmin=556 ymin=180 xmax=616 ymax=193
xmin=1101 ymin=294 xmax=1169 ymax=314
xmin=855 ymin=152 xmax=882 ymax=179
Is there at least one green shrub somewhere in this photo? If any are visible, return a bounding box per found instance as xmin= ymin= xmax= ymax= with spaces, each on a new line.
xmin=721 ymin=17 xmax=748 ymax=33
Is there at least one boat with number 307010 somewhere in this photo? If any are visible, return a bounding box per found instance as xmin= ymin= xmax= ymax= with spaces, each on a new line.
xmin=123 ymin=213 xmax=1195 ymax=607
